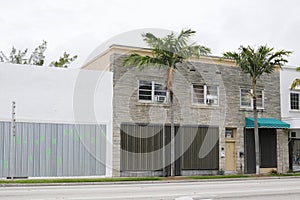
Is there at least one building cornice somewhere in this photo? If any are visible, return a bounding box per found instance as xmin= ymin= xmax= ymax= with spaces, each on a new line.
xmin=81 ymin=44 xmax=238 ymax=69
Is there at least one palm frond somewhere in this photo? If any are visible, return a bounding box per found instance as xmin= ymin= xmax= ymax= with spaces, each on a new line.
xmin=123 ymin=53 xmax=166 ymax=70
xmin=223 ymin=45 xmax=291 ymax=81
xmin=268 ymin=49 xmax=292 ymax=66
xmin=142 ymin=33 xmax=164 ymax=50
xmin=0 ymin=51 xmax=9 ymax=62
xmin=223 ymin=51 xmax=240 ymax=61
xmin=291 ymin=79 xmax=300 ymax=90
xmin=122 ymin=29 xmax=210 ymax=72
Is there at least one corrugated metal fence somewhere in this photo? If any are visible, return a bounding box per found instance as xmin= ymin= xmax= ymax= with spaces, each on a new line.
xmin=0 ymin=122 xmax=106 ymax=178
xmin=121 ymin=124 xmax=164 ymax=171
xmin=180 ymin=126 xmax=219 ymax=170
xmin=121 ymin=123 xmax=219 ymax=175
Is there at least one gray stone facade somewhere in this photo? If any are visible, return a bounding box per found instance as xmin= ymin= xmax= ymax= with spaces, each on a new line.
xmin=107 ymin=47 xmax=286 ymax=176
xmin=277 ymin=129 xmax=289 ymax=173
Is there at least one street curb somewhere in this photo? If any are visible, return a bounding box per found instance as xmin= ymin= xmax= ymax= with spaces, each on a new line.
xmin=1 ymin=176 xmax=300 ymax=187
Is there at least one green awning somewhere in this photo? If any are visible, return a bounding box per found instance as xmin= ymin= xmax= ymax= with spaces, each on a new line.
xmin=245 ymin=117 xmax=290 ymax=129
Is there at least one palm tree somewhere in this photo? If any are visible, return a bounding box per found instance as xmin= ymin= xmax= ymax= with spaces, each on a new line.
xmin=123 ymin=29 xmax=211 ymax=176
xmin=291 ymin=67 xmax=300 ymax=89
xmin=223 ymin=45 xmax=291 ymax=174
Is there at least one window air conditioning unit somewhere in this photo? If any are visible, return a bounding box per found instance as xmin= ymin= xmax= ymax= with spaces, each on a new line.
xmin=206 ymin=99 xmax=214 ymax=105
xmin=206 ymin=95 xmax=217 ymax=105
xmin=155 ymin=95 xmax=166 ymax=103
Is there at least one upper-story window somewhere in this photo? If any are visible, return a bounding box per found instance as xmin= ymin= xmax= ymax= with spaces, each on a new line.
xmin=290 ymin=92 xmax=300 ymax=110
xmin=240 ymin=88 xmax=264 ymax=109
xmin=192 ymin=84 xmax=219 ymax=105
xmin=138 ymin=80 xmax=167 ymax=103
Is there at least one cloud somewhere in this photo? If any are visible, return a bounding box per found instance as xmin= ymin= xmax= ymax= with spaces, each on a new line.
xmin=0 ymin=0 xmax=299 ymax=67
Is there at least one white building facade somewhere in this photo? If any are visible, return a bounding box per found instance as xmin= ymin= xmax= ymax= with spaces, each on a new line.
xmin=0 ymin=63 xmax=113 ymax=177
xmin=281 ymin=66 xmax=300 ymax=171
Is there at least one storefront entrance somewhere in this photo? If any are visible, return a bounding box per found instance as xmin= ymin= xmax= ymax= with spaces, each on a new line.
xmin=289 ymin=137 xmax=300 ymax=172
xmin=245 ymin=128 xmax=277 ymax=173
xmin=244 ymin=117 xmax=290 ymax=174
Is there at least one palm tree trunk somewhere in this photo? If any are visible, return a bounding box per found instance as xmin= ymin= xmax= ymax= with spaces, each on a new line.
xmin=253 ymin=81 xmax=260 ymax=174
xmin=166 ymin=67 xmax=175 ymax=177
xmin=170 ymin=90 xmax=175 ymax=177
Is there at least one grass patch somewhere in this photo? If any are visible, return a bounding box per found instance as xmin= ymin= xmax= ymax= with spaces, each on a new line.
xmin=2 ymin=173 xmax=300 ymax=184
xmin=187 ymin=174 xmax=251 ymax=179
xmin=189 ymin=173 xmax=300 ymax=179
xmin=0 ymin=177 xmax=162 ymax=184
xmin=268 ymin=173 xmax=300 ymax=177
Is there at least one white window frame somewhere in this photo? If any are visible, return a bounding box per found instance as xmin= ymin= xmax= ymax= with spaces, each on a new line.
xmin=240 ymin=88 xmax=264 ymax=109
xmin=290 ymin=91 xmax=300 ymax=110
xmin=191 ymin=84 xmax=219 ymax=106
xmin=138 ymin=80 xmax=167 ymax=103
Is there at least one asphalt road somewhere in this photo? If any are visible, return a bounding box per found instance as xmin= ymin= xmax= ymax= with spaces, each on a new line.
xmin=1 ymin=178 xmax=300 ymax=200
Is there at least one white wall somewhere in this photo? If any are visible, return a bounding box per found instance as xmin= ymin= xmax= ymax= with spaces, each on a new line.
xmin=0 ymin=62 xmax=113 ymax=176
xmin=280 ymin=66 xmax=300 ymax=129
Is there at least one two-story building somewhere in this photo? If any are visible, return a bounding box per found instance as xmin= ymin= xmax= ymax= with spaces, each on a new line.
xmin=281 ymin=66 xmax=300 ymax=172
xmin=83 ymin=44 xmax=290 ymax=177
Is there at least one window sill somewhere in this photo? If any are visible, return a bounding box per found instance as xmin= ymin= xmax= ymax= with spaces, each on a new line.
xmin=289 ymin=109 xmax=300 ymax=113
xmin=239 ymin=107 xmax=264 ymax=111
xmin=136 ymin=101 xmax=170 ymax=107
xmin=191 ymin=104 xmax=220 ymax=109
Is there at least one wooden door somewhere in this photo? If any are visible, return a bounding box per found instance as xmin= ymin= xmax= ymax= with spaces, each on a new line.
xmin=225 ymin=141 xmax=236 ymax=171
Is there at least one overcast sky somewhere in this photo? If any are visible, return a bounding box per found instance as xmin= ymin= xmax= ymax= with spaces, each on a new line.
xmin=1 ymin=0 xmax=300 ymax=68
